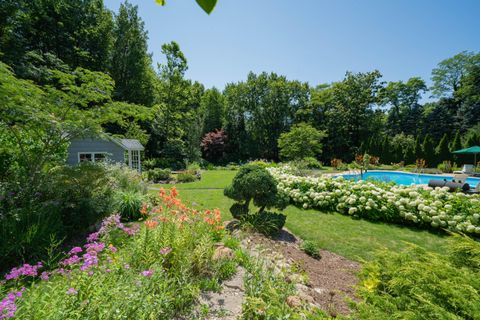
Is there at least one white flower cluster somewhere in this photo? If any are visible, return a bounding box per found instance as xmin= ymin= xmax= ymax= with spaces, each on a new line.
xmin=268 ymin=166 xmax=480 ymax=235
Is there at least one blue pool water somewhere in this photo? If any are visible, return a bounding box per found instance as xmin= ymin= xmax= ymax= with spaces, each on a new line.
xmin=339 ymin=170 xmax=480 ymax=188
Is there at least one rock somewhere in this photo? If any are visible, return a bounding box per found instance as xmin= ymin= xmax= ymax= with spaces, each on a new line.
xmin=295 ymin=283 xmax=309 ymax=292
xmin=212 ymin=245 xmax=234 ymax=261
xmin=313 ymin=287 xmax=327 ymax=295
xmin=298 ymin=291 xmax=315 ymax=304
xmin=286 ymin=295 xmax=302 ymax=308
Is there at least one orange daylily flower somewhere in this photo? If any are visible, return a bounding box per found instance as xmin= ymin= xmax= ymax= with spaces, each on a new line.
xmin=140 ymin=203 xmax=149 ymax=215
xmin=144 ymin=220 xmax=159 ymax=229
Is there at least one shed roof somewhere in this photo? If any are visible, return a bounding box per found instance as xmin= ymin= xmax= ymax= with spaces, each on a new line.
xmin=113 ymin=138 xmax=144 ymax=151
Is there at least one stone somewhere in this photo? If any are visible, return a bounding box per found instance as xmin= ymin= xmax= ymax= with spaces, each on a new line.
xmin=298 ymin=291 xmax=315 ymax=304
xmin=212 ymin=245 xmax=234 ymax=261
xmin=286 ymin=295 xmax=302 ymax=308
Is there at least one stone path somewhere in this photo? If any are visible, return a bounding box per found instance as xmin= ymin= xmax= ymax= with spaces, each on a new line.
xmin=197 ymin=267 xmax=246 ymax=320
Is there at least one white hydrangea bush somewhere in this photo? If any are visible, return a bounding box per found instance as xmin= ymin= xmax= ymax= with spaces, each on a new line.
xmin=268 ymin=166 xmax=480 ymax=235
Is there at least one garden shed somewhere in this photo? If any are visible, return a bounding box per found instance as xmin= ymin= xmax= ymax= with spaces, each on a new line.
xmin=67 ymin=135 xmax=144 ymax=172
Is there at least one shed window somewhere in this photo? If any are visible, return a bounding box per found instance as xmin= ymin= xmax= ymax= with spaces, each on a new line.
xmin=78 ymin=152 xmax=107 ymax=163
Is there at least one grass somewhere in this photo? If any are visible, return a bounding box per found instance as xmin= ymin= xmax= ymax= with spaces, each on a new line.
xmin=152 ymin=170 xmax=448 ymax=261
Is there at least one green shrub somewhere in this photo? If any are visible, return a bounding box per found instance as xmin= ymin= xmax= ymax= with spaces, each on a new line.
xmin=437 ymin=160 xmax=453 ymax=173
xmin=186 ymin=162 xmax=201 ymax=171
xmin=248 ymin=159 xmax=278 ymax=169
xmin=354 ymin=236 xmax=480 ymax=319
xmin=146 ymin=168 xmax=171 ymax=182
xmin=224 ymin=164 xmax=288 ymax=236
xmin=0 ymin=163 xmax=146 ymax=271
xmin=177 ymin=172 xmax=197 ymax=183
xmin=115 ymin=190 xmax=144 ymax=220
xmin=2 ymin=190 xmax=237 ymax=319
xmin=301 ymin=240 xmax=321 ymax=259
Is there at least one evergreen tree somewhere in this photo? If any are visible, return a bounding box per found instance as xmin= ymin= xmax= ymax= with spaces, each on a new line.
xmin=414 ymin=136 xmax=424 ymax=160
xmin=404 ymin=144 xmax=416 ymax=164
xmin=110 ymin=1 xmax=155 ymax=105
xmin=450 ymin=131 xmax=463 ymax=163
xmin=201 ymin=88 xmax=225 ymax=134
xmin=422 ymin=134 xmax=436 ymax=167
xmin=435 ymin=133 xmax=451 ymax=162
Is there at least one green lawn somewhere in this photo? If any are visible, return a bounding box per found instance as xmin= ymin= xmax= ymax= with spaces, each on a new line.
xmin=152 ymin=170 xmax=448 ymax=261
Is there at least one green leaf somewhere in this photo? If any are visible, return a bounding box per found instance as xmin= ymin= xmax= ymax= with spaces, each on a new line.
xmin=195 ymin=0 xmax=217 ymax=14
xmin=155 ymin=0 xmax=166 ymax=5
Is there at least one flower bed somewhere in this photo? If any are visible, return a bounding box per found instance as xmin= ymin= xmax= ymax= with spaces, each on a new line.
xmin=268 ymin=167 xmax=480 ymax=235
xmin=0 ymin=187 xmax=236 ymax=319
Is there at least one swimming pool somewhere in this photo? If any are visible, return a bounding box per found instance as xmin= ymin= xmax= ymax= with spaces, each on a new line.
xmin=339 ymin=170 xmax=480 ymax=187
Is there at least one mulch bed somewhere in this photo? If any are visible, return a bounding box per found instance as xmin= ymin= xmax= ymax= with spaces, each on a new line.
xmin=246 ymin=229 xmax=360 ymax=316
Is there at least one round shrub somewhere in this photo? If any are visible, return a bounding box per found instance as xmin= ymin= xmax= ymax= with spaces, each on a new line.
xmin=224 ymin=164 xmax=288 ymax=235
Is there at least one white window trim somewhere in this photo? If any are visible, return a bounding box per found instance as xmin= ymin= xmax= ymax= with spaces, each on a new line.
xmin=78 ymin=152 xmax=108 ymax=163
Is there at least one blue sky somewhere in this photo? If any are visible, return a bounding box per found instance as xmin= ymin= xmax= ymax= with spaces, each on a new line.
xmin=104 ymin=0 xmax=480 ymax=92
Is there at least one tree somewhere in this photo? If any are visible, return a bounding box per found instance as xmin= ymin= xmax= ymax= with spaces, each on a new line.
xmin=224 ymin=165 xmax=288 ymax=235
xmin=379 ymin=77 xmax=427 ymax=135
xmin=201 ymin=88 xmax=225 ymax=134
xmin=323 ymin=70 xmax=384 ymax=160
xmin=277 ymin=123 xmax=326 ymax=161
xmin=201 ymin=130 xmax=228 ymax=163
xmin=422 ymin=134 xmax=436 ymax=167
xmin=436 ymin=134 xmax=451 ymax=163
xmin=431 ymin=51 xmax=480 ymax=97
xmin=450 ymin=131 xmax=463 ymax=164
xmin=110 ymin=1 xmax=155 ymax=106
xmin=455 ymin=64 xmax=480 ymax=132
xmin=223 ymin=72 xmax=310 ymax=160
xmin=148 ymin=42 xmax=189 ymax=157
xmin=0 ymin=0 xmax=114 ymax=79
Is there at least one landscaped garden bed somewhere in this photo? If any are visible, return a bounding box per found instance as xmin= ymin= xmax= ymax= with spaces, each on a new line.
xmin=269 ymin=166 xmax=480 ymax=235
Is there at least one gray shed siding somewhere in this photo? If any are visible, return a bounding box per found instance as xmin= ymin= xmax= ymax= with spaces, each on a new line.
xmin=67 ymin=138 xmax=125 ymax=165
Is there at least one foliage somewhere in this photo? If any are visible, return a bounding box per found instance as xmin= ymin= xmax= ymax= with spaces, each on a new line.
xmin=437 ymin=161 xmax=453 ymax=173
xmin=269 ymin=166 xmax=480 ymax=235
xmin=115 ymin=190 xmax=145 ymax=220
xmin=0 ymin=0 xmax=114 ymax=79
xmin=354 ymin=235 xmax=480 ymax=319
xmin=431 ymin=51 xmax=480 ymax=97
xmin=155 ymin=0 xmax=218 ymax=14
xmin=224 ymin=72 xmax=310 ymax=161
xmin=201 ymin=129 xmax=228 ymax=164
xmin=110 ymin=1 xmax=155 ymax=106
xmin=147 ymin=168 xmax=172 ymax=182
xmin=278 ymin=123 xmax=326 ymax=160
xmin=201 ymin=88 xmax=225 ymax=134
xmin=241 ymin=257 xmax=325 ymax=319
xmin=301 ymin=240 xmax=321 ymax=259
xmin=0 ymin=163 xmax=145 ymax=271
xmin=0 ymin=188 xmax=232 ymax=319
xmin=224 ymin=165 xmax=288 ymax=235
xmin=435 ymin=133 xmax=451 ymax=162
xmin=177 ymin=172 xmax=198 ymax=183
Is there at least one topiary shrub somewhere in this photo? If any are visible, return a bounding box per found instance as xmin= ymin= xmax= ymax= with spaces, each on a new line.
xmin=224 ymin=164 xmax=288 ymax=236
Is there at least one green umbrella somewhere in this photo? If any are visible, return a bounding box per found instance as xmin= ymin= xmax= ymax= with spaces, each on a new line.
xmin=452 ymin=146 xmax=480 ymax=168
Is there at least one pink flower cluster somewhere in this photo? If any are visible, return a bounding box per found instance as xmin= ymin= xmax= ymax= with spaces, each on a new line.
xmin=4 ymin=263 xmax=42 ymax=281
xmin=86 ymin=214 xmax=139 ymax=243
xmin=0 ymin=288 xmax=25 ymax=319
